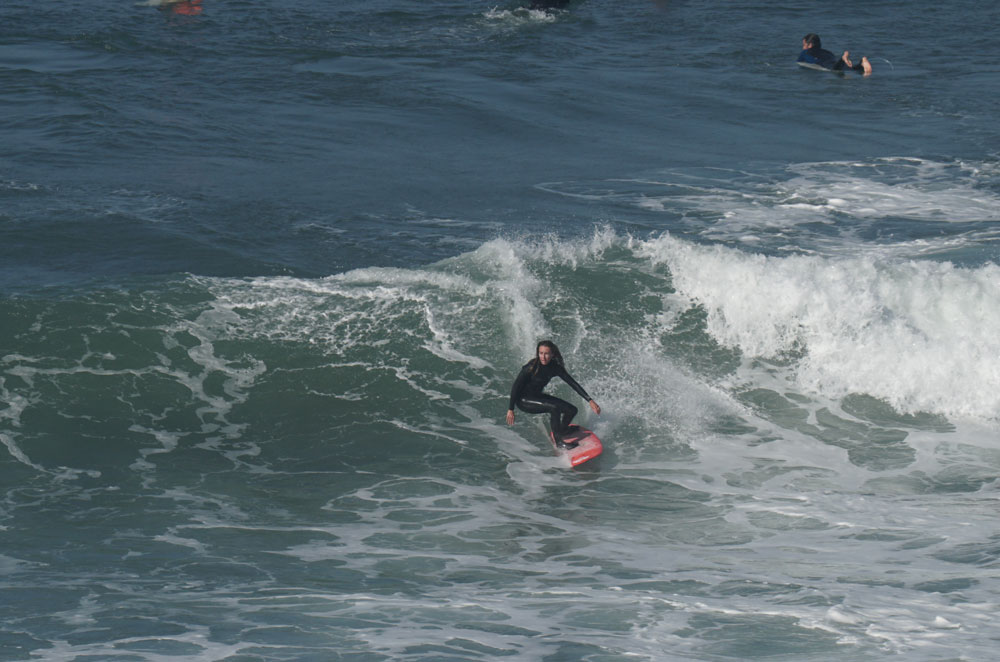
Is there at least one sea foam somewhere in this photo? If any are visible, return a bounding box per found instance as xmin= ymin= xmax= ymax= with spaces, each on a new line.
xmin=638 ymin=234 xmax=1000 ymax=420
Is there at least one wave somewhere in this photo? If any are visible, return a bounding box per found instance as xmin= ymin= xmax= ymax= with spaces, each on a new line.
xmin=638 ymin=234 xmax=1000 ymax=420
xmin=4 ymin=226 xmax=998 ymax=487
xmin=204 ymin=227 xmax=1000 ymax=425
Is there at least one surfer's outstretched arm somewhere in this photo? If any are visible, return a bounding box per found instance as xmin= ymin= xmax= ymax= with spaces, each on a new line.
xmin=506 ymin=363 xmax=531 ymax=425
xmin=556 ymin=365 xmax=601 ymax=415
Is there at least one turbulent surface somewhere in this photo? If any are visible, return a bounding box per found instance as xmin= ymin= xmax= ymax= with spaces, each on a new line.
xmin=2 ymin=1 xmax=999 ymax=660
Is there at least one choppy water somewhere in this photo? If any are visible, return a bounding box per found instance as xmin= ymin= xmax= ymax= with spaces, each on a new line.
xmin=2 ymin=1 xmax=1000 ymax=660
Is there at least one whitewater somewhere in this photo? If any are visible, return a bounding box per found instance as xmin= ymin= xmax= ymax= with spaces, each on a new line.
xmin=3 ymin=1 xmax=1000 ymax=660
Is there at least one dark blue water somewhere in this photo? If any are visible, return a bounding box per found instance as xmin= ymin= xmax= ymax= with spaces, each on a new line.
xmin=3 ymin=2 xmax=1000 ymax=660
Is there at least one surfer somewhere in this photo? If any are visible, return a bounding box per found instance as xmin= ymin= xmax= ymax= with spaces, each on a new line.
xmin=506 ymin=340 xmax=601 ymax=449
xmin=138 ymin=0 xmax=203 ymax=14
xmin=529 ymin=0 xmax=571 ymax=10
xmin=798 ymin=34 xmax=872 ymax=76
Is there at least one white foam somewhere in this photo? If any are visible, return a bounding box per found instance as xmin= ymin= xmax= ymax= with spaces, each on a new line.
xmin=0 ymin=431 xmax=45 ymax=472
xmin=637 ymin=234 xmax=1000 ymax=420
xmin=483 ymin=7 xmax=559 ymax=24
xmin=541 ymin=159 xmax=1000 ymax=260
xmin=781 ymin=158 xmax=1000 ymax=223
xmin=129 ymin=425 xmax=182 ymax=471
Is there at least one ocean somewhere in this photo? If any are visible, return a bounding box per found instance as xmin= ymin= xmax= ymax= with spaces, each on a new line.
xmin=2 ymin=1 xmax=1000 ymax=660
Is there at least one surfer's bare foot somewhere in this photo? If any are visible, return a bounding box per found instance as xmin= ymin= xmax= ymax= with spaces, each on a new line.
xmin=841 ymin=51 xmax=853 ymax=68
xmin=861 ymin=56 xmax=873 ymax=76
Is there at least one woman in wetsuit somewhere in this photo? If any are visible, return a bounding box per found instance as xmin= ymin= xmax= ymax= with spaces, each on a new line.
xmin=506 ymin=340 xmax=601 ymax=448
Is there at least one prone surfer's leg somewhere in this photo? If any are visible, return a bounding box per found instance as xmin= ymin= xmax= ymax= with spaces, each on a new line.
xmin=841 ymin=51 xmax=872 ymax=75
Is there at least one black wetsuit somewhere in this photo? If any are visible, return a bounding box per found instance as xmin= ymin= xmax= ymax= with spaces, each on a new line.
xmin=530 ymin=0 xmax=570 ymax=9
xmin=509 ymin=360 xmax=591 ymax=438
xmin=797 ymin=47 xmax=865 ymax=73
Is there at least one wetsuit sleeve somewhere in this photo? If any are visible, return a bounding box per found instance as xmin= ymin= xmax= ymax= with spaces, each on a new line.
xmin=508 ymin=364 xmax=531 ymax=410
xmin=799 ymin=47 xmax=838 ymax=69
xmin=556 ymin=365 xmax=591 ymax=402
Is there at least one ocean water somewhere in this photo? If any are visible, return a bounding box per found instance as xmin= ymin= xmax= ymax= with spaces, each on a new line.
xmin=2 ymin=1 xmax=1000 ymax=660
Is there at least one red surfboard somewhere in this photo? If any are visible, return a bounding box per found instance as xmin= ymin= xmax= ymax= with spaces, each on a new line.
xmin=172 ymin=0 xmax=202 ymax=14
xmin=549 ymin=424 xmax=603 ymax=467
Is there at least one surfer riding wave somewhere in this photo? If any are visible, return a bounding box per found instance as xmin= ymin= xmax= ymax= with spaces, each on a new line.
xmin=506 ymin=340 xmax=601 ymax=449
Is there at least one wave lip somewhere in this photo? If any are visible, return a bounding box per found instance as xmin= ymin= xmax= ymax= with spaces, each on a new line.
xmin=641 ymin=233 xmax=1000 ymax=420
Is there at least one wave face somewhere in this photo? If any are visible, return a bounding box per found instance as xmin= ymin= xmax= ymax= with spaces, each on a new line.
xmin=4 ymin=226 xmax=1000 ymax=660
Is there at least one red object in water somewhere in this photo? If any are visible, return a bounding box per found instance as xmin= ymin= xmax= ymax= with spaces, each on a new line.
xmin=173 ymin=0 xmax=203 ymax=15
xmin=549 ymin=424 xmax=603 ymax=467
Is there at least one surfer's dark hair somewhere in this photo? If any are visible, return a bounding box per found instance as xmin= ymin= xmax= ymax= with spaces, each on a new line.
xmin=803 ymin=33 xmax=821 ymax=48
xmin=530 ymin=340 xmax=564 ymax=374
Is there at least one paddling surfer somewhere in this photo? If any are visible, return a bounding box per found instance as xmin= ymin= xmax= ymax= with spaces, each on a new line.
xmin=798 ymin=33 xmax=872 ymax=76
xmin=529 ymin=0 xmax=571 ymax=9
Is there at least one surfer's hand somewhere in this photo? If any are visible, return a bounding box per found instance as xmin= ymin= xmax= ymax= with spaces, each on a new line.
xmin=506 ymin=409 xmax=515 ymax=425
xmin=589 ymin=400 xmax=601 ymax=415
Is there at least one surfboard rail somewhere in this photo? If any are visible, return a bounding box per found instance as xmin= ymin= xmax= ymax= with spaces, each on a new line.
xmin=549 ymin=424 xmax=603 ymax=467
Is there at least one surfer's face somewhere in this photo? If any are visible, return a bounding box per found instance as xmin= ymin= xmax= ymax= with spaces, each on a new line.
xmin=537 ymin=346 xmax=553 ymax=365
